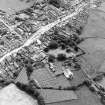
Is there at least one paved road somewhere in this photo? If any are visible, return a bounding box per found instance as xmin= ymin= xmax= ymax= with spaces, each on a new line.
xmin=0 ymin=2 xmax=88 ymax=63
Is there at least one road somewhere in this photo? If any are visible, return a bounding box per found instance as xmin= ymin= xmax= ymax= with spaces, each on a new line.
xmin=0 ymin=2 xmax=88 ymax=63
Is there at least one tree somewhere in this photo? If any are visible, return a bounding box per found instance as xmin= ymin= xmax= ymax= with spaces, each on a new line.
xmin=48 ymin=0 xmax=61 ymax=8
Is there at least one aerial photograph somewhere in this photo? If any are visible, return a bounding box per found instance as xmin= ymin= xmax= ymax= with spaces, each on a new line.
xmin=0 ymin=0 xmax=105 ymax=105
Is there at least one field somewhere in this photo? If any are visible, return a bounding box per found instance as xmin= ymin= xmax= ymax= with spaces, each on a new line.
xmin=0 ymin=0 xmax=34 ymax=15
xmin=47 ymin=7 xmax=105 ymax=105
xmin=0 ymin=1 xmax=105 ymax=105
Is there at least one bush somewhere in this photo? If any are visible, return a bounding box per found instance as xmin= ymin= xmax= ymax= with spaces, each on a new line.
xmin=48 ymin=41 xmax=58 ymax=50
xmin=57 ymin=53 xmax=67 ymax=62
xmin=89 ymin=86 xmax=96 ymax=92
xmin=48 ymin=0 xmax=61 ymax=8
xmin=93 ymin=75 xmax=103 ymax=82
xmin=83 ymin=80 xmax=92 ymax=87
xmin=48 ymin=54 xmax=56 ymax=63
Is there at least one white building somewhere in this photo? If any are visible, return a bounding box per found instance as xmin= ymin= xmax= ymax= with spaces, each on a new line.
xmin=63 ymin=68 xmax=73 ymax=79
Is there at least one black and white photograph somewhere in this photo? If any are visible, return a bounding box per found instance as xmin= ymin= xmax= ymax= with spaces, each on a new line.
xmin=0 ymin=0 xmax=105 ymax=105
